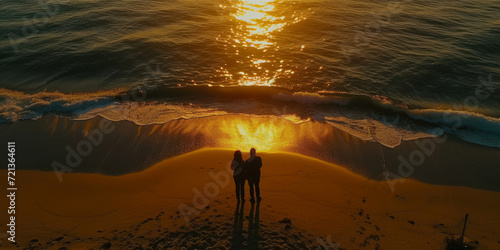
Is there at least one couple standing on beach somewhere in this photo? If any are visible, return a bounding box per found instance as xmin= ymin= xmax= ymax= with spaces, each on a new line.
xmin=231 ymin=148 xmax=262 ymax=203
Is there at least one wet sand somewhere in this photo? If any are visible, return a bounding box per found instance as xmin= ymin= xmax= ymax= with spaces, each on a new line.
xmin=2 ymin=115 xmax=500 ymax=191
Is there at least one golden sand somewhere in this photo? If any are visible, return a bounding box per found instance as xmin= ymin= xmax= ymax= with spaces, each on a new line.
xmin=1 ymin=148 xmax=499 ymax=249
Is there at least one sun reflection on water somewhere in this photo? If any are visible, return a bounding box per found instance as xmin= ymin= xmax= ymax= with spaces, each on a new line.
xmin=217 ymin=0 xmax=308 ymax=86
xmin=232 ymin=0 xmax=285 ymax=49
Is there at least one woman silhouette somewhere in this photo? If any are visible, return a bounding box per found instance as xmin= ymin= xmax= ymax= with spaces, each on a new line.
xmin=231 ymin=150 xmax=246 ymax=202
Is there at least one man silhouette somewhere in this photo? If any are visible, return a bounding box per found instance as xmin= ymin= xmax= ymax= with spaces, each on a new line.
xmin=245 ymin=148 xmax=262 ymax=203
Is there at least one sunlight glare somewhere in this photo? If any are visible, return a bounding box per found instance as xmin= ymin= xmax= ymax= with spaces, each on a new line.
xmin=218 ymin=117 xmax=296 ymax=151
xmin=217 ymin=0 xmax=307 ymax=87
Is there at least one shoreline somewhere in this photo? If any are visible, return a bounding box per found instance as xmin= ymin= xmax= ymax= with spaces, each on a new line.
xmin=1 ymin=114 xmax=500 ymax=191
xmin=1 ymin=148 xmax=499 ymax=249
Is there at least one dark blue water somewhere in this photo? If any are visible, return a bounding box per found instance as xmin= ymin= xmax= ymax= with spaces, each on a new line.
xmin=1 ymin=0 xmax=500 ymax=147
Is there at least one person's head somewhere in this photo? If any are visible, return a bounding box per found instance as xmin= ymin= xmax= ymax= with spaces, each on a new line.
xmin=250 ymin=148 xmax=256 ymax=156
xmin=234 ymin=150 xmax=243 ymax=162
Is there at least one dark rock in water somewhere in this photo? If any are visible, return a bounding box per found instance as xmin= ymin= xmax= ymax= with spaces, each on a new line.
xmin=101 ymin=242 xmax=112 ymax=249
xmin=408 ymin=220 xmax=415 ymax=225
xmin=390 ymin=216 xmax=395 ymax=219
xmin=285 ymin=224 xmax=292 ymax=230
xmin=29 ymin=239 xmax=39 ymax=243
xmin=279 ymin=218 xmax=292 ymax=224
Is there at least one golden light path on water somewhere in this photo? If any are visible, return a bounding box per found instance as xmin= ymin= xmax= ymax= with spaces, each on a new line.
xmin=232 ymin=0 xmax=284 ymax=48
xmin=217 ymin=0 xmax=308 ymax=86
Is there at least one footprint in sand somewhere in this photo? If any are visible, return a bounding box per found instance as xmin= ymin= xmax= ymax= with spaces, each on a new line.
xmin=155 ymin=211 xmax=164 ymax=220
xmin=358 ymin=209 xmax=364 ymax=216
xmin=101 ymin=242 xmax=111 ymax=249
xmin=142 ymin=218 xmax=153 ymax=224
xmin=279 ymin=218 xmax=292 ymax=224
xmin=360 ymin=234 xmax=380 ymax=247
xmin=49 ymin=236 xmax=64 ymax=244
xmin=394 ymin=194 xmax=405 ymax=200
xmin=432 ymin=223 xmax=448 ymax=233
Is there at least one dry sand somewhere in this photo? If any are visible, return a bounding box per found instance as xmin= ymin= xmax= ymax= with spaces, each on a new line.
xmin=1 ymin=148 xmax=499 ymax=249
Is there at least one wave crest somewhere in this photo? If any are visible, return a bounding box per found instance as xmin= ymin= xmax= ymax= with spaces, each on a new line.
xmin=1 ymin=86 xmax=500 ymax=148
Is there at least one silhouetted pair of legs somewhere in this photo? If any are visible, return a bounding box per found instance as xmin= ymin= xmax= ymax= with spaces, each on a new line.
xmin=248 ymin=174 xmax=260 ymax=202
xmin=234 ymin=176 xmax=245 ymax=201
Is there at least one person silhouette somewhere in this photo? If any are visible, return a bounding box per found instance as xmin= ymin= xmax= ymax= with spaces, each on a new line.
xmin=231 ymin=150 xmax=246 ymax=201
xmin=245 ymin=148 xmax=262 ymax=203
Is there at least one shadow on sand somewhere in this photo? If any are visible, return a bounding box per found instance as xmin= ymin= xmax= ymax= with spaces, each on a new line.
xmin=248 ymin=201 xmax=260 ymax=249
xmin=230 ymin=201 xmax=261 ymax=249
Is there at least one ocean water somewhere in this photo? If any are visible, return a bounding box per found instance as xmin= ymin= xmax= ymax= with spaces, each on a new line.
xmin=1 ymin=0 xmax=500 ymax=148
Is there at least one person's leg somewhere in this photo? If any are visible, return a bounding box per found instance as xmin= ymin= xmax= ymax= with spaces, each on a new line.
xmin=255 ymin=176 xmax=260 ymax=200
xmin=234 ymin=176 xmax=240 ymax=200
xmin=248 ymin=177 xmax=255 ymax=200
xmin=240 ymin=178 xmax=245 ymax=200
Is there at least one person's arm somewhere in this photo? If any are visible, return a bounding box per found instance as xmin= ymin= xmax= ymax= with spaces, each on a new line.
xmin=231 ymin=160 xmax=236 ymax=170
xmin=258 ymin=157 xmax=262 ymax=168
